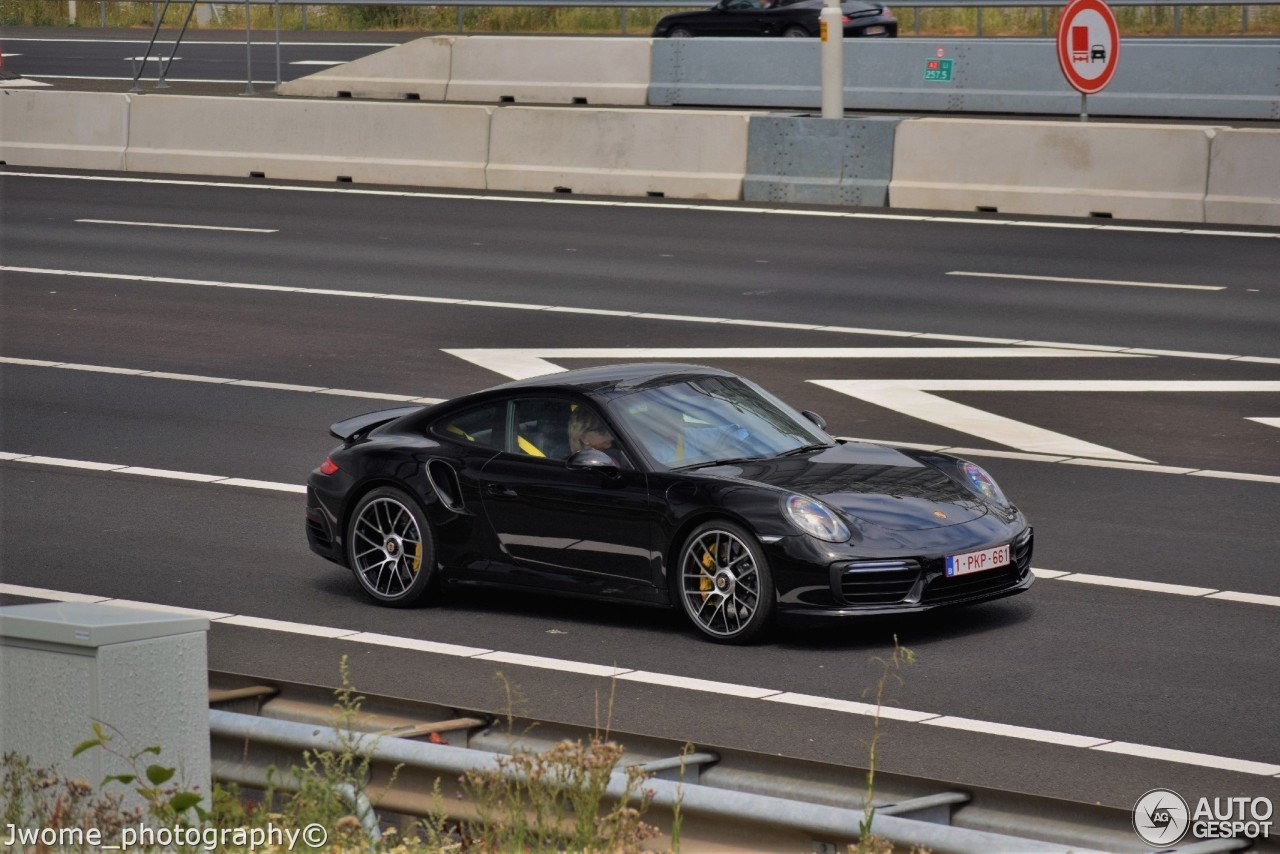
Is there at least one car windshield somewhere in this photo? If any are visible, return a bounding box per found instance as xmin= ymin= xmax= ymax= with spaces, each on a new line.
xmin=608 ymin=375 xmax=830 ymax=469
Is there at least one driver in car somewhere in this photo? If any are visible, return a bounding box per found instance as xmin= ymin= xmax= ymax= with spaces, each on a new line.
xmin=568 ymin=410 xmax=616 ymax=454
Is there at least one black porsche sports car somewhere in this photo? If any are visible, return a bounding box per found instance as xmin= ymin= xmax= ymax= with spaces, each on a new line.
xmin=306 ymin=365 xmax=1032 ymax=643
xmin=653 ymin=0 xmax=897 ymax=39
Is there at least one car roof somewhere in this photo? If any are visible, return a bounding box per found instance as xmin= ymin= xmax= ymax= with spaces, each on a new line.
xmin=487 ymin=362 xmax=737 ymax=398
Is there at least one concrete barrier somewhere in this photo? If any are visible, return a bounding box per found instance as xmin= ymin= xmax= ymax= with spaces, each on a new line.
xmin=279 ymin=37 xmax=453 ymax=101
xmin=0 ymin=89 xmax=130 ymax=170
xmin=889 ymin=118 xmax=1221 ymax=222
xmin=486 ymin=106 xmax=752 ymax=199
xmin=1205 ymin=129 xmax=1280 ymax=227
xmin=125 ymin=96 xmax=491 ymax=188
xmin=446 ymin=37 xmax=651 ymax=105
xmin=745 ymin=115 xmax=903 ymax=206
xmin=650 ymin=38 xmax=1280 ymax=121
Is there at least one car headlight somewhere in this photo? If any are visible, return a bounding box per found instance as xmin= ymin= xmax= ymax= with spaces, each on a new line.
xmin=961 ymin=462 xmax=1010 ymax=508
xmin=785 ymin=496 xmax=851 ymax=542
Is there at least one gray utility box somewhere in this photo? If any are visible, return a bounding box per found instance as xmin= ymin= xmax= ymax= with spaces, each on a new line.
xmin=0 ymin=602 xmax=211 ymax=808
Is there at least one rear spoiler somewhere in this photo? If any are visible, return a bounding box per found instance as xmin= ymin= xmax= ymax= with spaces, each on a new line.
xmin=329 ymin=405 xmax=424 ymax=442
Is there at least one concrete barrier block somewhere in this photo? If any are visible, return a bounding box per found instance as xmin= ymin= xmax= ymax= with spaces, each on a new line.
xmin=0 ymin=90 xmax=130 ymax=170
xmin=1206 ymin=129 xmax=1280 ymax=226
xmin=889 ymin=118 xmax=1218 ymax=222
xmin=126 ymin=96 xmax=490 ymax=188
xmin=446 ymin=37 xmax=652 ymax=105
xmin=745 ymin=115 xmax=903 ymax=206
xmin=487 ymin=106 xmax=752 ymax=200
xmin=278 ymin=36 xmax=453 ymax=101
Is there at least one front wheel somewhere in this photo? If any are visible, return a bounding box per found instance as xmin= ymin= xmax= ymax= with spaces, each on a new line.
xmin=346 ymin=487 xmax=436 ymax=607
xmin=782 ymin=25 xmax=810 ymax=37
xmin=676 ymin=521 xmax=775 ymax=643
xmin=668 ymin=26 xmax=694 ymax=38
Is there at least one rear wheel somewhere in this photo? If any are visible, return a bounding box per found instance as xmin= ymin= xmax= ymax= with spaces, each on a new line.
xmin=676 ymin=521 xmax=775 ymax=643
xmin=346 ymin=487 xmax=436 ymax=607
xmin=669 ymin=26 xmax=694 ymax=38
xmin=782 ymin=25 xmax=810 ymax=37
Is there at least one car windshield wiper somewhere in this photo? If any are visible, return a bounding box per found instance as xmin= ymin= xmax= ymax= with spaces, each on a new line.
xmin=777 ymin=444 xmax=831 ymax=457
xmin=672 ymin=456 xmax=763 ymax=471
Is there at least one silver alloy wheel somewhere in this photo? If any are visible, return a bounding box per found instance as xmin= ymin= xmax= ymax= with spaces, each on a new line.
xmin=669 ymin=26 xmax=694 ymax=37
xmin=783 ymin=25 xmax=809 ymax=36
xmin=351 ymin=496 xmax=424 ymax=599
xmin=680 ymin=529 xmax=761 ymax=638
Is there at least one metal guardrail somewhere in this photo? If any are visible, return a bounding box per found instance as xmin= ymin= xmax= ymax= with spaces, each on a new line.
xmin=206 ymin=676 xmax=1266 ymax=854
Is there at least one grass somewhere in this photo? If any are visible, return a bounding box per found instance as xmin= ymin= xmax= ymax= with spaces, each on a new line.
xmin=4 ymin=1 xmax=1279 ymax=35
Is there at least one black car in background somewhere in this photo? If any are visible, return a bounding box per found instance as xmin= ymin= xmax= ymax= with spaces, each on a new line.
xmin=306 ymin=365 xmax=1031 ymax=644
xmin=653 ymin=0 xmax=897 ymax=39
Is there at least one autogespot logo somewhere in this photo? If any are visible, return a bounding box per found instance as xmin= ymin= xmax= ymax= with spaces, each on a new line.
xmin=1134 ymin=788 xmax=1190 ymax=847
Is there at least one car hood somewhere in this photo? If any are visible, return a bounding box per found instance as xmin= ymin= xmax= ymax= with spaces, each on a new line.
xmin=704 ymin=442 xmax=988 ymax=532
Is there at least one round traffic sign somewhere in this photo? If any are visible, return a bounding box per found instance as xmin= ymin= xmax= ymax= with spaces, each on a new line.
xmin=1056 ymin=0 xmax=1120 ymax=94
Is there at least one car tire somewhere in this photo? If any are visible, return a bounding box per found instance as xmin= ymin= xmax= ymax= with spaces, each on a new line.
xmin=346 ymin=486 xmax=437 ymax=607
xmin=669 ymin=26 xmax=694 ymax=38
xmin=782 ymin=25 xmax=810 ymax=37
xmin=675 ymin=520 xmax=775 ymax=644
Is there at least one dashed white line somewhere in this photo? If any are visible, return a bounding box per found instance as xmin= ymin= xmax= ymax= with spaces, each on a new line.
xmin=0 ymin=356 xmax=442 ymax=405
xmin=946 ymin=271 xmax=1225 ymax=291
xmin=76 ymin=218 xmax=278 ymax=233
xmin=1 ymin=582 xmax=1277 ymax=776
xmin=289 ymin=61 xmax=347 ymax=67
xmin=3 ymin=262 xmax=1273 ymax=365
xmin=4 ymin=171 xmax=1280 ymax=242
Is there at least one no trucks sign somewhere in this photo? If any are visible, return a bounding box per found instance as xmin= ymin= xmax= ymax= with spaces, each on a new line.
xmin=1057 ymin=0 xmax=1120 ymax=95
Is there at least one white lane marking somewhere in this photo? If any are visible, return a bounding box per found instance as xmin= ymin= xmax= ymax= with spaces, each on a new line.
xmin=1209 ymin=590 xmax=1280 ymax=608
xmin=1248 ymin=417 xmax=1280 ymax=429
xmin=921 ymin=716 xmax=1110 ymax=748
xmin=1123 ymin=348 xmax=1237 ymax=360
xmin=816 ymin=381 xmax=1150 ymax=463
xmin=214 ymin=615 xmax=359 ymax=638
xmin=0 ymin=356 xmax=442 ymax=405
xmin=947 ymin=271 xmax=1225 ymax=291
xmin=1034 ymin=567 xmax=1280 ymax=605
xmin=5 ymin=170 xmax=1280 ymax=241
xmin=475 ymin=651 xmax=631 ymax=678
xmin=1058 ymin=574 xmax=1217 ymax=597
xmin=0 ymin=583 xmax=110 ymax=603
xmin=19 ymin=455 xmax=125 ymax=471
xmin=117 ymin=466 xmax=224 ymax=483
xmin=1091 ymin=742 xmax=1280 ymax=777
xmin=766 ymin=693 xmax=936 ymax=722
xmin=76 ymin=218 xmax=277 ymax=234
xmin=1 ymin=261 xmax=1275 ymax=362
xmin=3 ymin=583 xmax=1277 ymax=776
xmin=126 ymin=56 xmax=180 ymax=62
xmin=349 ymin=632 xmax=491 ymax=658
xmin=289 ymin=60 xmax=347 ymax=67
xmin=1188 ymin=470 xmax=1280 ymax=484
xmin=443 ymin=347 xmax=1140 ymax=383
xmin=839 ymin=436 xmax=1280 ymax=486
xmin=217 ymin=477 xmax=307 ymax=493
xmin=818 ymin=380 xmax=1280 ymax=465
xmin=616 ymin=671 xmax=781 ymax=699
xmin=107 ymin=599 xmax=232 ymax=619
xmin=0 ymin=79 xmax=51 ymax=88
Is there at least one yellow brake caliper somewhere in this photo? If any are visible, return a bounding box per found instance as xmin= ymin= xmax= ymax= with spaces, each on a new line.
xmin=410 ymin=541 xmax=422 ymax=575
xmin=699 ymin=543 xmax=716 ymax=600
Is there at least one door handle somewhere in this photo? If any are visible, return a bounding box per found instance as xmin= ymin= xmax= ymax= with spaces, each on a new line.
xmin=485 ymin=483 xmax=518 ymax=498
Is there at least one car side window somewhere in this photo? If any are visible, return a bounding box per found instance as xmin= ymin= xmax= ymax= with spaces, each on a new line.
xmin=431 ymin=403 xmax=503 ymax=449
xmin=509 ymin=397 xmax=632 ymax=468
xmin=510 ymin=398 xmax=577 ymax=461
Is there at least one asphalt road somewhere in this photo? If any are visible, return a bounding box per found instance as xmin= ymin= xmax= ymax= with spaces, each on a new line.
xmin=1 ymin=27 xmax=407 ymax=86
xmin=2 ymin=169 xmax=1279 ymax=831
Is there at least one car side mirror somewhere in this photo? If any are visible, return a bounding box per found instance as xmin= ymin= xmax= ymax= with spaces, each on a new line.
xmin=801 ymin=410 xmax=827 ymax=430
xmin=567 ymin=448 xmax=621 ymax=477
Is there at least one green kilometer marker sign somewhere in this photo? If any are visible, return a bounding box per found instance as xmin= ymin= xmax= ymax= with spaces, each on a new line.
xmin=924 ymin=58 xmax=954 ymax=81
